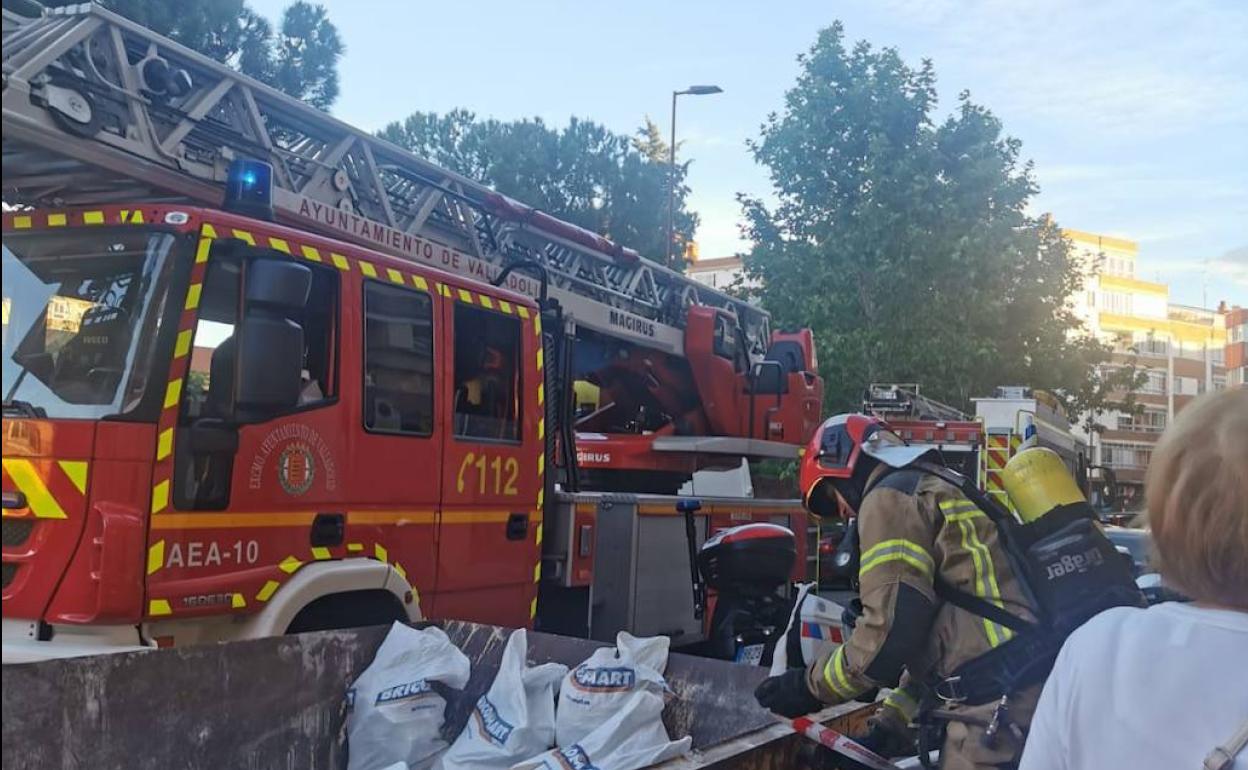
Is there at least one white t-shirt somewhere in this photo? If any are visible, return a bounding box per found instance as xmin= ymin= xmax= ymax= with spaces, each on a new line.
xmin=1020 ymin=602 xmax=1248 ymax=770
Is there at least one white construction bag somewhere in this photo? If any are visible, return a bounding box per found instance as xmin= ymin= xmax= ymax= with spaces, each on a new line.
xmin=555 ymin=632 xmax=670 ymax=747
xmin=437 ymin=629 xmax=567 ymax=770
xmin=347 ymin=622 xmax=472 ymax=770
xmin=769 ymin=582 xmax=847 ymax=676
xmin=513 ymin=689 xmax=691 ymax=770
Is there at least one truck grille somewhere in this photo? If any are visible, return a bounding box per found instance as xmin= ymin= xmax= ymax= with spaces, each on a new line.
xmin=1 ymin=562 xmax=16 ymax=589
xmin=3 ymin=518 xmax=35 ymax=547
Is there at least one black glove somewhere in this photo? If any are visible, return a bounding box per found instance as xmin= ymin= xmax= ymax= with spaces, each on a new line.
xmin=754 ymin=668 xmax=824 ymax=718
xmin=857 ymin=721 xmax=917 ymax=759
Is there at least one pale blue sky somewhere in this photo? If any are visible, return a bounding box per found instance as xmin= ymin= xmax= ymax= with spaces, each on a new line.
xmin=252 ymin=0 xmax=1248 ymax=307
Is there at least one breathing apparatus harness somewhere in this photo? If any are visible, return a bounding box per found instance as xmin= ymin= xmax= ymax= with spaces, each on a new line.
xmin=860 ymin=457 xmax=1146 ymax=766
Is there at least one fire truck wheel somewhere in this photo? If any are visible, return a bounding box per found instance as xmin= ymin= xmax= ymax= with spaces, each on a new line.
xmin=284 ymin=589 xmax=407 ymax=634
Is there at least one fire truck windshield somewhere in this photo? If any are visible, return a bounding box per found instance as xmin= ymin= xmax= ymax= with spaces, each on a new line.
xmin=2 ymin=227 xmax=178 ymax=420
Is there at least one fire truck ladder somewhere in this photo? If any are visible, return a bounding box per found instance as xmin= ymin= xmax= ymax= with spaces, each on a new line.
xmin=1 ymin=2 xmax=769 ymax=358
xmin=862 ymin=383 xmax=971 ymax=422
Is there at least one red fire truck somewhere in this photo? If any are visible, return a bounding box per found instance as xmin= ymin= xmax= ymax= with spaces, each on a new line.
xmin=1 ymin=4 xmax=821 ymax=660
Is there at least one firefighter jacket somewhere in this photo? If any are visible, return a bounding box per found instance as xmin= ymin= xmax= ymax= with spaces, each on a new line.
xmin=805 ymin=466 xmax=1040 ymax=766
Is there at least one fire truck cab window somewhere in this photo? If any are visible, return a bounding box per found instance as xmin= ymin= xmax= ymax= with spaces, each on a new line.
xmin=453 ymin=303 xmax=521 ymax=441
xmin=363 ymin=281 xmax=434 ymax=435
xmin=183 ymin=252 xmax=338 ymax=422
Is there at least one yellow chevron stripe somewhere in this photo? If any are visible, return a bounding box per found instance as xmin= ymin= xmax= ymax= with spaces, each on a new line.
xmin=151 ymin=479 xmax=170 ymax=514
xmin=156 ymin=428 xmax=174 ymax=461
xmin=164 ymin=379 xmax=183 ymax=410
xmin=57 ymin=461 xmax=88 ymax=494
xmin=174 ymin=329 xmax=193 ymax=358
xmin=147 ymin=540 xmax=165 ymax=575
xmin=2 ymin=458 xmax=67 ymax=519
xmin=256 ymin=580 xmax=280 ymax=601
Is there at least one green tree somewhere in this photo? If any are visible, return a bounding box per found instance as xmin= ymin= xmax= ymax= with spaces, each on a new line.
xmin=53 ymin=0 xmax=344 ymax=109
xmin=740 ymin=23 xmax=1136 ymax=422
xmin=378 ymin=112 xmax=698 ymax=269
xmin=631 ymin=116 xmax=672 ymax=163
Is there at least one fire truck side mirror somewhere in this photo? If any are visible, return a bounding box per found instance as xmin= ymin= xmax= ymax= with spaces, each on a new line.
xmin=233 ymin=259 xmax=312 ymax=421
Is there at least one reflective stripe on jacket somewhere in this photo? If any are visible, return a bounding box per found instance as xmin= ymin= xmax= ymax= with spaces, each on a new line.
xmin=806 ymin=466 xmax=1034 ymax=704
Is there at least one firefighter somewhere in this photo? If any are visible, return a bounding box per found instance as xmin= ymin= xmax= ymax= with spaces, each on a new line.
xmin=755 ymin=414 xmax=1040 ymax=769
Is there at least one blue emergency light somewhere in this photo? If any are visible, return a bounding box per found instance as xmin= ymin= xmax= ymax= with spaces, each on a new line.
xmin=224 ymin=158 xmax=274 ymax=220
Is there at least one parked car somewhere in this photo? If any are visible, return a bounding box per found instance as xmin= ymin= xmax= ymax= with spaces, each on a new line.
xmin=1103 ymin=526 xmax=1153 ymax=577
xmin=819 ymin=517 xmax=858 ymax=588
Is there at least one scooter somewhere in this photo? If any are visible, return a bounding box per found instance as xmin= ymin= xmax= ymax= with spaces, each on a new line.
xmin=679 ymin=498 xmax=799 ymax=665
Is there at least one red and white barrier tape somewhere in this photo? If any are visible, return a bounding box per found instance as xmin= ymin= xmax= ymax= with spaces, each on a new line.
xmin=788 ymin=716 xmax=897 ymax=770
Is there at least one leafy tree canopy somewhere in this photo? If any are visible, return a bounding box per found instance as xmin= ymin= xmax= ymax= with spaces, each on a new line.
xmin=741 ymin=23 xmax=1139 ymax=421
xmin=379 ymin=112 xmax=697 ymax=269
xmin=52 ymin=0 xmax=344 ymax=109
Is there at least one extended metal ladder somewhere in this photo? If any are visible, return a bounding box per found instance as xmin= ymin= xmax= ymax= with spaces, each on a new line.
xmin=1 ymin=3 xmax=769 ymax=357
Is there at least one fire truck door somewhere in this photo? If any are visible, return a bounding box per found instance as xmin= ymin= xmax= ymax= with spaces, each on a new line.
xmin=436 ymin=295 xmax=540 ymax=627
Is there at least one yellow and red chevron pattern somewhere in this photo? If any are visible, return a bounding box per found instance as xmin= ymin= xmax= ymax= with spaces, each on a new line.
xmin=1 ymin=458 xmax=89 ymax=519
xmin=8 ymin=208 xmax=149 ymax=230
xmin=983 ymin=432 xmax=1015 ymax=513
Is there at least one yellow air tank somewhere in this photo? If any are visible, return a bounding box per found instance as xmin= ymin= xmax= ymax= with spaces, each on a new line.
xmin=1002 ymin=447 xmax=1086 ymax=523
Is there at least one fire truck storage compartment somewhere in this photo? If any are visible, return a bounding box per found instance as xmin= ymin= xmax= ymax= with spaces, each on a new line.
xmin=551 ymin=494 xmax=802 ymax=645
xmin=697 ymin=523 xmax=796 ymax=595
xmin=587 ymin=494 xmax=708 ymax=643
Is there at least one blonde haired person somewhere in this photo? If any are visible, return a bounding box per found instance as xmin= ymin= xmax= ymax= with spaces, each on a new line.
xmin=1019 ymin=388 xmax=1248 ymax=770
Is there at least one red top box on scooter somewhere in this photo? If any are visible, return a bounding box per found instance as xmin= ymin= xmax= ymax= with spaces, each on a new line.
xmin=698 ymin=523 xmax=796 ymax=596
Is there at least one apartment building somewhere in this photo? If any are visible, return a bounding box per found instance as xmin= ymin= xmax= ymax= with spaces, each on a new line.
xmin=1065 ymin=229 xmax=1229 ymax=499
xmin=686 ymin=255 xmax=749 ymax=292
xmin=1227 ymin=306 xmax=1247 ymax=388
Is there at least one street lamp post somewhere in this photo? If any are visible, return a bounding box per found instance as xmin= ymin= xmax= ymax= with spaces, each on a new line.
xmin=668 ymin=85 xmax=722 ymax=266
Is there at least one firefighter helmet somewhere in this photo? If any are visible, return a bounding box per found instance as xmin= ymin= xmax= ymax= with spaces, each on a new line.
xmin=800 ymin=414 xmax=934 ymax=517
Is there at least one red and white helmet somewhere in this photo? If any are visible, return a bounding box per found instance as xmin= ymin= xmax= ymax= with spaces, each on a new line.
xmin=800 ymin=413 xmax=933 ymax=517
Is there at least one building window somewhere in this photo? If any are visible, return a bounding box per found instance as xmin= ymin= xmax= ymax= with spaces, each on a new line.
xmin=1136 ymin=335 xmax=1169 ymax=357
xmin=453 ymin=303 xmax=522 ymax=441
xmin=1139 ymin=370 xmax=1167 ymax=395
xmin=1175 ymin=376 xmax=1199 ymax=396
xmin=1117 ymin=410 xmax=1166 ymax=433
xmin=363 ymin=281 xmax=434 ymax=436
xmin=1101 ymin=291 xmax=1132 ymax=315
xmin=1101 ymin=442 xmax=1153 ymax=470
